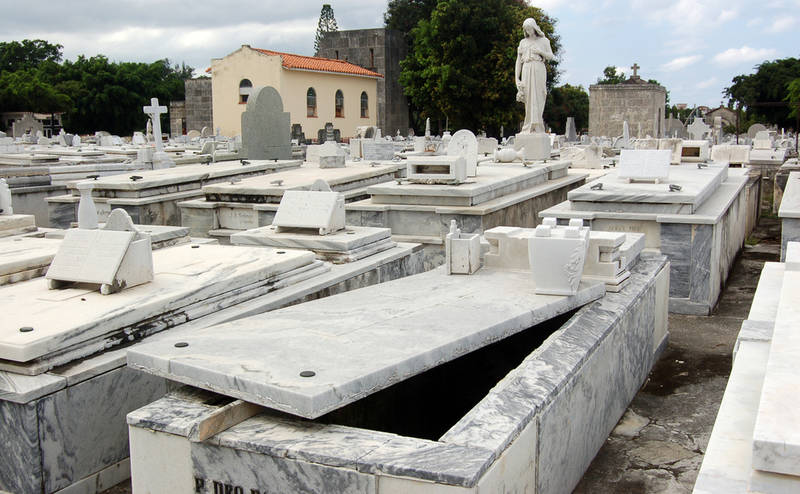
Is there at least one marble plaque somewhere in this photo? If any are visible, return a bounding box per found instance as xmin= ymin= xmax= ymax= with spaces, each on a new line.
xmin=272 ymin=191 xmax=344 ymax=232
xmin=618 ymin=150 xmax=671 ymax=182
xmin=45 ymin=230 xmax=134 ymax=285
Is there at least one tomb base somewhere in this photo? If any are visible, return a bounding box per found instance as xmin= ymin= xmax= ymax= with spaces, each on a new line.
xmin=0 ymin=213 xmax=36 ymax=238
xmin=0 ymin=242 xmax=425 ymax=494
xmin=126 ymin=255 xmax=669 ymax=494
xmin=513 ymin=132 xmax=551 ymax=161
xmin=541 ymin=167 xmax=760 ymax=315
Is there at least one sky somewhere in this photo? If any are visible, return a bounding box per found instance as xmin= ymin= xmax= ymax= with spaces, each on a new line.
xmin=1 ymin=0 xmax=798 ymax=108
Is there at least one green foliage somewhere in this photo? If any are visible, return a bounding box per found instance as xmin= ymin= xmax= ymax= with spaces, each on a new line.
xmin=786 ymin=78 xmax=800 ymax=119
xmin=725 ymin=57 xmax=800 ymax=128
xmin=542 ymin=84 xmax=588 ymax=134
xmin=384 ymin=0 xmax=438 ymax=39
xmin=398 ymin=0 xmax=561 ymax=136
xmin=314 ymin=4 xmax=339 ymax=55
xmin=0 ymin=38 xmax=193 ymax=135
xmin=0 ymin=39 xmax=62 ymax=73
xmin=54 ymin=56 xmax=191 ymax=135
xmin=596 ymin=66 xmax=625 ymax=85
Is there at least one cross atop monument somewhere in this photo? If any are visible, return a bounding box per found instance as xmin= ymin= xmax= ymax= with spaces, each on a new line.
xmin=143 ymin=97 xmax=167 ymax=153
xmin=631 ymin=63 xmax=640 ymax=78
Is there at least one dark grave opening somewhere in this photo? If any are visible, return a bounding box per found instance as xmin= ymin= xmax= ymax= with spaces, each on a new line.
xmin=410 ymin=164 xmax=452 ymax=175
xmin=318 ymin=308 xmax=578 ymax=441
xmin=681 ymin=146 xmax=701 ymax=157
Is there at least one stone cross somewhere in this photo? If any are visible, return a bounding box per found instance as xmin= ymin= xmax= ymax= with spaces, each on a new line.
xmin=631 ymin=63 xmax=640 ymax=78
xmin=143 ymin=98 xmax=167 ymax=153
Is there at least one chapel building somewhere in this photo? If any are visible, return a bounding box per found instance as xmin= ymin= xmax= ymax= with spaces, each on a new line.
xmin=209 ymin=45 xmax=382 ymax=138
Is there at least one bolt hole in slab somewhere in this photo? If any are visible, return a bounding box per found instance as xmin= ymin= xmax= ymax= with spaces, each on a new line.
xmin=276 ymin=251 xmax=286 ymax=254
xmin=174 ymin=342 xmax=189 ymax=348
xmin=191 ymin=245 xmax=200 ymax=249
xmin=300 ymin=371 xmax=316 ymax=378
xmin=19 ymin=326 xmax=33 ymax=333
xmin=319 ymin=309 xmax=577 ymax=441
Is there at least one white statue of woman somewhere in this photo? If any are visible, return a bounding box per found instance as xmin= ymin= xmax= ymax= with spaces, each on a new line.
xmin=515 ymin=18 xmax=554 ymax=134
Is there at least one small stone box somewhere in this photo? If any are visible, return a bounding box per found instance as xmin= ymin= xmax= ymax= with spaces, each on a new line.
xmin=407 ymin=156 xmax=467 ymax=185
xmin=445 ymin=220 xmax=480 ymax=274
xmin=528 ymin=218 xmax=590 ymax=296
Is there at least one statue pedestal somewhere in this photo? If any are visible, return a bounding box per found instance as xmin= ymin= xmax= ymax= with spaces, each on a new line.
xmin=514 ymin=132 xmax=550 ymax=161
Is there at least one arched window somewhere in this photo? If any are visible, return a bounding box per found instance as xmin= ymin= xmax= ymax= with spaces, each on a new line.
xmin=306 ymin=87 xmax=317 ymax=117
xmin=360 ymin=91 xmax=369 ymax=118
xmin=239 ymin=79 xmax=252 ymax=104
xmin=335 ymin=90 xmax=344 ymax=118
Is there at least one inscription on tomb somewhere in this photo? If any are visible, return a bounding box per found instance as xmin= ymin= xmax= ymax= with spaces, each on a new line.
xmin=195 ymin=477 xmax=266 ymax=494
xmin=45 ymin=229 xmax=134 ymax=285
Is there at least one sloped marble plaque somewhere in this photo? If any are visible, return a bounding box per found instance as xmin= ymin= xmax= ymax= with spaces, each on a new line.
xmin=618 ymin=149 xmax=671 ymax=182
xmin=272 ymin=191 xmax=344 ymax=234
xmin=45 ymin=230 xmax=134 ymax=285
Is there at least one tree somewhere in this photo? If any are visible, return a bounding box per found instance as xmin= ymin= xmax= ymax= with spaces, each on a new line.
xmin=314 ymin=4 xmax=338 ymax=55
xmin=543 ymin=84 xmax=588 ymax=134
xmin=0 ymin=68 xmax=71 ymax=113
xmin=384 ymin=0 xmax=438 ymax=40
xmin=596 ymin=66 xmax=625 ymax=85
xmin=0 ymin=39 xmax=62 ymax=73
xmin=54 ymin=56 xmax=192 ymax=135
xmin=787 ymin=78 xmax=800 ymax=119
xmin=398 ymin=0 xmax=561 ymax=136
xmin=725 ymin=57 xmax=800 ymax=128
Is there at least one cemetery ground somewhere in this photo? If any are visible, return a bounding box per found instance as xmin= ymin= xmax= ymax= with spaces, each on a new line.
xmin=575 ymin=214 xmax=781 ymax=493
xmin=98 ymin=214 xmax=780 ymax=494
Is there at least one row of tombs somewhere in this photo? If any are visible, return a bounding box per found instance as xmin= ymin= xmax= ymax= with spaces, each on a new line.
xmin=0 ymin=91 xmax=779 ymax=494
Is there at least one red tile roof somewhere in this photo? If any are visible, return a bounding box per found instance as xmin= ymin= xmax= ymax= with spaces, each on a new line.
xmin=254 ymin=48 xmax=383 ymax=79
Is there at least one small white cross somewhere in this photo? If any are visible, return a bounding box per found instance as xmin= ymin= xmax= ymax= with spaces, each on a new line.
xmin=143 ymin=97 xmax=167 ymax=153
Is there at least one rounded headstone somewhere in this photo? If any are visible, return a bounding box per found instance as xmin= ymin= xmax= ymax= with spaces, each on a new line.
xmin=448 ymin=129 xmax=478 ymax=176
xmin=747 ymin=123 xmax=768 ymax=139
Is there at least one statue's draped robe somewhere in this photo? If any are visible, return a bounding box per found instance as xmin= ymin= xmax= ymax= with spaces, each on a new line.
xmin=517 ymin=36 xmax=553 ymax=134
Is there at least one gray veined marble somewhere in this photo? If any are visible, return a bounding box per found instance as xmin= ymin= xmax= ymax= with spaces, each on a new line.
xmin=127 ymin=267 xmax=606 ymax=419
xmin=126 ymin=255 xmax=669 ymax=493
xmin=0 ymin=244 xmax=317 ymax=365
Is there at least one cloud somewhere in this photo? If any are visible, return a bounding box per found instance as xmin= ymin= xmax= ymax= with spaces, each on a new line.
xmin=662 ymin=55 xmax=702 ymax=71
xmin=713 ymin=46 xmax=778 ymax=65
xmin=769 ymin=16 xmax=797 ymax=32
xmin=631 ymin=0 xmax=739 ymax=32
xmin=697 ymin=77 xmax=718 ymax=89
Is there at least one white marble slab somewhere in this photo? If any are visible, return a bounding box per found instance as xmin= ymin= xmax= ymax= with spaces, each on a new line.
xmin=67 ymin=160 xmax=301 ymax=191
xmin=367 ymin=161 xmax=568 ymax=207
xmin=202 ymin=161 xmax=403 ymax=197
xmin=778 ymin=172 xmax=800 ymax=219
xmin=567 ymin=163 xmax=728 ymax=211
xmin=127 ymin=268 xmax=605 ymax=419
xmin=230 ymin=225 xmax=391 ymax=252
xmin=0 ymin=236 xmax=60 ymax=277
xmin=752 ymin=269 xmax=800 ymax=476
xmin=0 ymin=244 xmax=315 ymax=363
xmin=0 ymin=214 xmax=36 ymax=237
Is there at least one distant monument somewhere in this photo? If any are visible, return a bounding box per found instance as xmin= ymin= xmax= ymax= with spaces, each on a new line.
xmin=513 ymin=17 xmax=554 ymax=160
xmin=241 ymin=86 xmax=292 ymax=160
xmin=588 ymin=63 xmax=667 ymax=138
